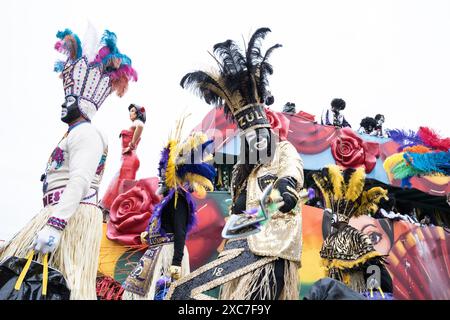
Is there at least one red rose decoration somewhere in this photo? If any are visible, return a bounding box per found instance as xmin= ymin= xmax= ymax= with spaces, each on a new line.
xmin=331 ymin=128 xmax=380 ymax=173
xmin=265 ymin=108 xmax=289 ymax=141
xmin=107 ymin=177 xmax=161 ymax=245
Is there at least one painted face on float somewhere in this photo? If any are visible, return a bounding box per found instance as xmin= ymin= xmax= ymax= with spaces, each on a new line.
xmin=377 ymin=116 xmax=385 ymax=126
xmin=243 ymin=127 xmax=273 ymax=165
xmin=61 ymin=95 xmax=82 ymax=124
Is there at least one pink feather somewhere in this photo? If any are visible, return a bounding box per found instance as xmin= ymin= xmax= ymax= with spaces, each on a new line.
xmin=91 ymin=46 xmax=111 ymax=64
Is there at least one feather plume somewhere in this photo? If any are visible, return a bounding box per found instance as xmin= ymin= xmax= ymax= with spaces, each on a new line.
xmin=327 ymin=165 xmax=345 ymax=200
xmin=54 ymin=28 xmax=137 ymax=97
xmin=213 ymin=39 xmax=246 ymax=76
xmin=417 ymin=127 xmax=450 ymax=151
xmin=405 ymin=151 xmax=450 ymax=175
xmin=246 ymin=28 xmax=271 ymax=70
xmin=93 ymin=30 xmax=138 ymax=96
xmin=387 ymin=129 xmax=422 ymax=150
xmin=184 ymin=173 xmax=214 ymax=195
xmin=81 ymin=22 xmax=99 ymax=63
xmin=177 ymin=163 xmax=216 ymax=184
xmin=391 ymin=161 xmax=417 ymax=180
xmin=312 ymin=177 xmax=329 ymax=208
xmin=165 ymin=140 xmax=179 ymax=190
xmin=55 ymin=29 xmax=82 ymax=61
xmin=246 ymin=27 xmax=272 ymax=101
xmin=180 ymin=27 xmax=281 ymax=116
xmin=403 ymin=145 xmax=432 ymax=154
xmin=344 ymin=167 xmax=366 ymax=202
xmin=357 ymin=187 xmax=388 ymax=216
xmin=257 ymin=43 xmax=282 ymax=102
xmin=383 ymin=153 xmax=405 ymax=176
xmin=312 ymin=171 xmax=333 ymax=209
xmin=180 ymin=70 xmax=234 ymax=118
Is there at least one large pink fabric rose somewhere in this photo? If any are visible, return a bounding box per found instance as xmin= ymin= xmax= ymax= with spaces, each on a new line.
xmin=107 ymin=178 xmax=161 ymax=245
xmin=265 ymin=108 xmax=289 ymax=141
xmin=331 ymin=128 xmax=380 ymax=173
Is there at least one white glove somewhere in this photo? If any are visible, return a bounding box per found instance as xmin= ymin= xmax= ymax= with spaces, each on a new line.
xmin=169 ymin=265 xmax=182 ymax=281
xmin=33 ymin=225 xmax=62 ymax=254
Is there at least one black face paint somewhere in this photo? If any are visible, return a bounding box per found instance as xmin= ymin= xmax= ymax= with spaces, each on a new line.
xmin=61 ymin=95 xmax=82 ymax=124
xmin=241 ymin=128 xmax=274 ymax=165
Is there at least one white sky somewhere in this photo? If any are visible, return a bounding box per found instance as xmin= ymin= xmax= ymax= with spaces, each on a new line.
xmin=1 ymin=0 xmax=449 ymax=240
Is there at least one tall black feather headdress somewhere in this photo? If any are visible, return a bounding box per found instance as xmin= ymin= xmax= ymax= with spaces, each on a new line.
xmin=180 ymin=27 xmax=282 ymax=133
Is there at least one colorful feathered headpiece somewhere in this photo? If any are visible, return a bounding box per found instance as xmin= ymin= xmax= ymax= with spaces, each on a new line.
xmin=158 ymin=115 xmax=216 ymax=202
xmin=54 ymin=28 xmax=138 ymax=120
xmin=180 ymin=27 xmax=282 ymax=133
xmin=313 ymin=165 xmax=388 ymax=222
xmin=143 ymin=116 xmax=216 ymax=241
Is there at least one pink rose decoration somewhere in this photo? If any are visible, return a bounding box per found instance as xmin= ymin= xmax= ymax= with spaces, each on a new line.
xmin=331 ymin=128 xmax=380 ymax=173
xmin=107 ymin=178 xmax=161 ymax=245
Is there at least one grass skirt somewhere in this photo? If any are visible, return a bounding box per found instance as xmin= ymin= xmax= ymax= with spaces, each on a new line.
xmin=0 ymin=204 xmax=103 ymax=300
xmin=219 ymin=259 xmax=299 ymax=300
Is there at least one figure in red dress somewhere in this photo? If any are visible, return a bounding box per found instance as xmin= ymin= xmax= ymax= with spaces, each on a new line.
xmin=101 ymin=104 xmax=146 ymax=211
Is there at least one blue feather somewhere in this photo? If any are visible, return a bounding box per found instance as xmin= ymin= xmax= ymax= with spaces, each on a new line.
xmin=387 ymin=129 xmax=423 ymax=150
xmin=407 ymin=151 xmax=450 ymax=175
xmin=101 ymin=30 xmax=118 ymax=53
xmin=53 ymin=60 xmax=65 ymax=72
xmin=55 ymin=28 xmax=82 ymax=59
xmin=56 ymin=28 xmax=73 ymax=40
xmin=177 ymin=163 xmax=216 ymax=182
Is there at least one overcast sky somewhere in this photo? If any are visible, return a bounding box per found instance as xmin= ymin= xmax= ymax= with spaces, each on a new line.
xmin=1 ymin=0 xmax=449 ymax=240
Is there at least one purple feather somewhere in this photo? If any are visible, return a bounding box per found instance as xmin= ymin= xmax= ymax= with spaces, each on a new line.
xmin=184 ymin=191 xmax=198 ymax=234
xmin=387 ymin=129 xmax=423 ymax=151
xmin=146 ymin=188 xmax=198 ymax=236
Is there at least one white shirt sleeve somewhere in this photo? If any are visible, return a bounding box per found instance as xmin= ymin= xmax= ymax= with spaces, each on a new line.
xmin=52 ymin=124 xmax=104 ymax=221
xmin=321 ymin=109 xmax=333 ymax=126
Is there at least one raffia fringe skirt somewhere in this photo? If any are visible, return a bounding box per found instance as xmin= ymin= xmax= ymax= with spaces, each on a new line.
xmin=122 ymin=244 xmax=190 ymax=300
xmin=219 ymin=259 xmax=299 ymax=300
xmin=0 ymin=204 xmax=103 ymax=300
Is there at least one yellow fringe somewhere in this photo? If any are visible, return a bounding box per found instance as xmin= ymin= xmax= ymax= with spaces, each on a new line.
xmin=322 ymin=251 xmax=382 ymax=270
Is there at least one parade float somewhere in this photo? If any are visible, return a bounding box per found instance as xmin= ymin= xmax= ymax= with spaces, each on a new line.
xmin=96 ymin=107 xmax=450 ymax=300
